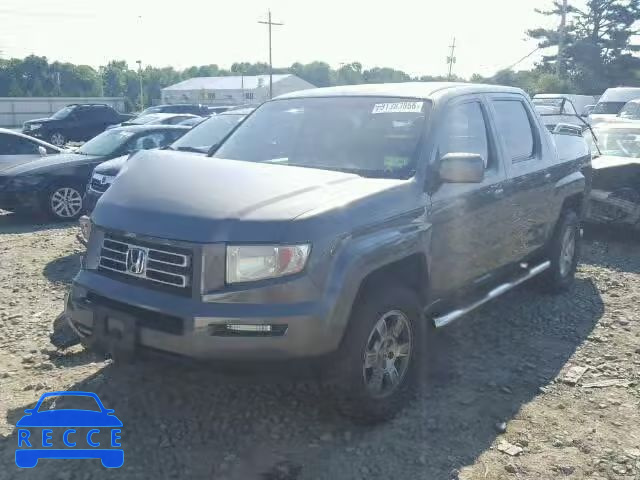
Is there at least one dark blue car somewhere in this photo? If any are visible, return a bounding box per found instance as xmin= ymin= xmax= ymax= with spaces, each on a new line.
xmin=15 ymin=391 xmax=123 ymax=468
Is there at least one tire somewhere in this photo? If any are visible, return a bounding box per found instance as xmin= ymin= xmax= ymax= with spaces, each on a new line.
xmin=45 ymin=185 xmax=84 ymax=221
xmin=49 ymin=131 xmax=66 ymax=147
xmin=330 ymin=285 xmax=426 ymax=424
xmin=540 ymin=209 xmax=581 ymax=293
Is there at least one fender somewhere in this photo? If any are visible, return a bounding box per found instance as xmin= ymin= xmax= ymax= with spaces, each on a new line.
xmin=319 ymin=208 xmax=432 ymax=349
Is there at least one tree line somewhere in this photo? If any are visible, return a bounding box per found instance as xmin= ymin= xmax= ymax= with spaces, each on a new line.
xmin=1 ymin=0 xmax=638 ymax=110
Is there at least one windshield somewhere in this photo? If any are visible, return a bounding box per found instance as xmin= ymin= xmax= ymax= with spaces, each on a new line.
xmin=213 ymin=97 xmax=429 ymax=178
xmin=172 ymin=114 xmax=246 ymax=152
xmin=51 ymin=106 xmax=75 ymax=120
xmin=140 ymin=106 xmax=163 ymax=115
xmin=77 ymin=129 xmax=135 ymax=156
xmin=129 ymin=114 xmax=162 ymax=125
xmin=588 ymin=127 xmax=640 ymax=158
xmin=617 ymin=102 xmax=640 ymax=119
xmin=592 ymin=102 xmax=627 ymax=115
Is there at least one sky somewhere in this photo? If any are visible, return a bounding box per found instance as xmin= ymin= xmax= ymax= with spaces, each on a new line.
xmin=0 ymin=0 xmax=560 ymax=78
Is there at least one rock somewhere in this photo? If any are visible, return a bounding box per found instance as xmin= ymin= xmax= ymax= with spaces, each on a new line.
xmin=500 ymin=386 xmax=513 ymax=394
xmin=497 ymin=441 xmax=523 ymax=456
xmin=418 ymin=454 xmax=427 ymax=465
xmin=611 ymin=465 xmax=626 ymax=475
xmin=557 ymin=465 xmax=575 ymax=475
xmin=562 ymin=366 xmax=588 ymax=385
xmin=21 ymin=354 xmax=36 ymax=364
xmin=495 ymin=421 xmax=508 ymax=434
xmin=504 ymin=464 xmax=517 ymax=474
xmin=320 ymin=432 xmax=333 ymax=442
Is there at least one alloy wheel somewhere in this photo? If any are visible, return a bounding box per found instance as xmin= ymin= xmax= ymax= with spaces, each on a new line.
xmin=362 ymin=310 xmax=412 ymax=398
xmin=50 ymin=132 xmax=65 ymax=147
xmin=50 ymin=187 xmax=83 ymax=219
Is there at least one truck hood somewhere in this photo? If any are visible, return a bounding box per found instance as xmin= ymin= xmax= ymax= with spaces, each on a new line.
xmin=592 ymin=155 xmax=640 ymax=170
xmin=0 ymin=152 xmax=102 ymax=174
xmin=93 ymin=150 xmax=413 ymax=243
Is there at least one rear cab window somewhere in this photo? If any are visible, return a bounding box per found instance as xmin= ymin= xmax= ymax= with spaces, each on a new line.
xmin=491 ymin=99 xmax=537 ymax=163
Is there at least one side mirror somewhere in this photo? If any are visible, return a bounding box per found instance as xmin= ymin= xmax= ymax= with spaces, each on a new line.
xmin=439 ymin=153 xmax=485 ymax=184
xmin=38 ymin=146 xmax=47 ymax=157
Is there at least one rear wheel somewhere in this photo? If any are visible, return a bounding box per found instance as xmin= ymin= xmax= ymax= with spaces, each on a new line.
xmin=47 ymin=185 xmax=84 ymax=220
xmin=331 ymin=285 xmax=425 ymax=424
xmin=540 ymin=209 xmax=581 ymax=292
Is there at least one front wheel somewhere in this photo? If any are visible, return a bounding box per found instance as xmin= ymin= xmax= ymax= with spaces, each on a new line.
xmin=540 ymin=209 xmax=581 ymax=292
xmin=47 ymin=185 xmax=84 ymax=220
xmin=331 ymin=285 xmax=425 ymax=424
xmin=49 ymin=131 xmax=66 ymax=147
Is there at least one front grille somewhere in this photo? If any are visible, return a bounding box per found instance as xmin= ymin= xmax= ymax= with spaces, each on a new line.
xmin=98 ymin=232 xmax=192 ymax=295
xmin=89 ymin=174 xmax=114 ymax=193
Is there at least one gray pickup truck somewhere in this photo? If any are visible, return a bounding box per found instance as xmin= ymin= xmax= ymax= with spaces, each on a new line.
xmin=62 ymin=83 xmax=590 ymax=422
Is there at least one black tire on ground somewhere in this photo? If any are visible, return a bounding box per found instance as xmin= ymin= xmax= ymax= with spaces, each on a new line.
xmin=329 ymin=285 xmax=428 ymax=424
xmin=44 ymin=184 xmax=84 ymax=221
xmin=49 ymin=131 xmax=66 ymax=147
xmin=539 ymin=209 xmax=581 ymax=293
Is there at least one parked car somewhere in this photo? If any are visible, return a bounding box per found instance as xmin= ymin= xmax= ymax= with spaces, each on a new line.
xmin=0 ymin=128 xmax=66 ymax=168
xmin=82 ymin=107 xmax=253 ymax=216
xmin=590 ymin=87 xmax=640 ymax=125
xmin=139 ymin=104 xmax=210 ymax=116
xmin=532 ymin=96 xmax=591 ymax=131
xmin=0 ymin=125 xmax=188 ymax=220
xmin=109 ymin=113 xmax=201 ymax=129
xmin=22 ymin=104 xmax=134 ymax=147
xmin=177 ymin=116 xmax=207 ymax=127
xmin=585 ymin=122 xmax=640 ymax=229
xmin=63 ymin=83 xmax=589 ymax=422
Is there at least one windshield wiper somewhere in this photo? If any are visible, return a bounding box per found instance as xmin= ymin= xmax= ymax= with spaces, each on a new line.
xmin=175 ymin=146 xmax=207 ymax=153
xmin=284 ymin=163 xmax=413 ymax=179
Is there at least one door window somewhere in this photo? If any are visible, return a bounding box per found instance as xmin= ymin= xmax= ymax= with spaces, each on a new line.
xmin=440 ymin=102 xmax=490 ymax=167
xmin=0 ymin=134 xmax=40 ymax=155
xmin=128 ymin=132 xmax=173 ymax=151
xmin=492 ymin=100 xmax=536 ymax=162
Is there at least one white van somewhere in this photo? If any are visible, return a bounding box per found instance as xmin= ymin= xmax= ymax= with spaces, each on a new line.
xmin=590 ymin=87 xmax=640 ymax=124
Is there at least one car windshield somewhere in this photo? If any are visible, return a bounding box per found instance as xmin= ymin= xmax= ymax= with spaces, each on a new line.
xmin=130 ymin=114 xmax=162 ymax=125
xmin=77 ymin=129 xmax=135 ymax=156
xmin=140 ymin=106 xmax=163 ymax=115
xmin=213 ymin=97 xmax=429 ymax=178
xmin=617 ymin=102 xmax=640 ymax=119
xmin=588 ymin=127 xmax=640 ymax=158
xmin=36 ymin=395 xmax=101 ymax=412
xmin=172 ymin=114 xmax=246 ymax=152
xmin=51 ymin=106 xmax=75 ymax=119
xmin=592 ymin=102 xmax=627 ymax=114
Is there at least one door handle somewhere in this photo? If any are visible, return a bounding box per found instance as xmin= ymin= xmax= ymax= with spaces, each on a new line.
xmin=544 ymin=173 xmax=552 ymax=179
xmin=493 ymin=188 xmax=504 ymax=197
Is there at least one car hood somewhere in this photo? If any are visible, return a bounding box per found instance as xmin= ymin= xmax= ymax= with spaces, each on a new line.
xmin=24 ymin=117 xmax=55 ymax=125
xmin=592 ymin=155 xmax=640 ymax=170
xmin=94 ymin=155 xmax=128 ymax=176
xmin=0 ymin=152 xmax=102 ymax=174
xmin=93 ymin=150 xmax=415 ymax=243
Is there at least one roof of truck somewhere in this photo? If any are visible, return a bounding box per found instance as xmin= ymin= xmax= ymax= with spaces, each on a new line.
xmin=275 ymin=82 xmax=524 ymax=100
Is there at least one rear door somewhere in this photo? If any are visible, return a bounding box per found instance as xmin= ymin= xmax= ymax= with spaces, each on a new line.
xmin=487 ymin=94 xmax=554 ymax=262
xmin=428 ymin=95 xmax=511 ymax=297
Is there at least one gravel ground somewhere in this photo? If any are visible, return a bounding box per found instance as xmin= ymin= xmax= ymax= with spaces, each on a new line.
xmin=0 ymin=212 xmax=638 ymax=480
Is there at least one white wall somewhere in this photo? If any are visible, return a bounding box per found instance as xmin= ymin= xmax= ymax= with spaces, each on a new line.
xmin=0 ymin=97 xmax=126 ymax=128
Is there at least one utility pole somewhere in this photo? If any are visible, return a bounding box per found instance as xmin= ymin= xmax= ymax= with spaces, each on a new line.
xmin=557 ymin=0 xmax=568 ymax=78
xmin=258 ymin=10 xmax=283 ymax=99
xmin=447 ymin=37 xmax=457 ymax=81
xmin=136 ymin=60 xmax=144 ymax=110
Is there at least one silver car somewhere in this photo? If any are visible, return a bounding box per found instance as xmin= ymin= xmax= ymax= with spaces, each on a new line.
xmin=0 ymin=128 xmax=65 ymax=168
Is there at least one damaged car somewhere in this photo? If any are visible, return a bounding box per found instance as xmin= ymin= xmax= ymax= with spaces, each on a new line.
xmin=586 ymin=123 xmax=640 ymax=230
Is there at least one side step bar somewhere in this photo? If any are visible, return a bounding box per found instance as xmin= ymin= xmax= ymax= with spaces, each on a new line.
xmin=432 ymin=261 xmax=551 ymax=329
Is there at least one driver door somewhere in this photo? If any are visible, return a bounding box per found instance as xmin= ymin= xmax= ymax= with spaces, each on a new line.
xmin=428 ymin=96 xmax=511 ymax=297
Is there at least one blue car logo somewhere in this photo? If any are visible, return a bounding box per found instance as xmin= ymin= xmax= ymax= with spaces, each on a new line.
xmin=15 ymin=391 xmax=123 ymax=468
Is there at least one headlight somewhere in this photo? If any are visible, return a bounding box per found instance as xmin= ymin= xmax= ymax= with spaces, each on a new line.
xmin=29 ymin=123 xmax=42 ymax=130
xmin=226 ymin=244 xmax=311 ymax=284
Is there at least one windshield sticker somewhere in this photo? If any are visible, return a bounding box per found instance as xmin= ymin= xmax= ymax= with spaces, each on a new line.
xmin=372 ymin=102 xmax=424 ymax=114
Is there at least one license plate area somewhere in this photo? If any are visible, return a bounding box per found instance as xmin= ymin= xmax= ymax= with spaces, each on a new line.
xmin=89 ymin=307 xmax=138 ymax=360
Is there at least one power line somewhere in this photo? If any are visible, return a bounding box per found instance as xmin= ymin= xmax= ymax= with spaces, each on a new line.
xmin=501 ymin=46 xmax=541 ymax=72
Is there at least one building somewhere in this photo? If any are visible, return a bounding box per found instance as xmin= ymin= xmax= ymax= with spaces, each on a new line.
xmin=161 ymin=74 xmax=315 ymax=106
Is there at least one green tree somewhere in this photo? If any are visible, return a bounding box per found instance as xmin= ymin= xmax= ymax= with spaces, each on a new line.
xmin=528 ymin=0 xmax=640 ymax=92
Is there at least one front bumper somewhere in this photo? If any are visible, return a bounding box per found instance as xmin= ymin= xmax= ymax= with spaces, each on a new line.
xmin=65 ymin=270 xmax=343 ymax=361
xmin=587 ymin=189 xmax=640 ymax=228
xmin=22 ymin=128 xmax=45 ymax=139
